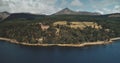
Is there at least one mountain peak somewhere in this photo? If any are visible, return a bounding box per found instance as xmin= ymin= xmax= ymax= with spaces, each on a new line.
xmin=53 ymin=8 xmax=76 ymax=15
xmin=63 ymin=8 xmax=71 ymax=11
xmin=53 ymin=8 xmax=101 ymax=15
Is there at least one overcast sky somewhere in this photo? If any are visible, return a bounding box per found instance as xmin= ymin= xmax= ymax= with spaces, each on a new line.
xmin=0 ymin=0 xmax=120 ymax=15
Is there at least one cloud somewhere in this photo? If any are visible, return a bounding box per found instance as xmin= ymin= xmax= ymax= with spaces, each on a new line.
xmin=95 ymin=10 xmax=104 ymax=14
xmin=58 ymin=0 xmax=69 ymax=8
xmin=114 ymin=5 xmax=120 ymax=11
xmin=0 ymin=0 xmax=58 ymax=15
xmin=71 ymin=0 xmax=83 ymax=7
xmin=90 ymin=0 xmax=120 ymax=9
xmin=95 ymin=5 xmax=120 ymax=14
xmin=0 ymin=0 xmax=120 ymax=14
xmin=89 ymin=0 xmax=120 ymax=14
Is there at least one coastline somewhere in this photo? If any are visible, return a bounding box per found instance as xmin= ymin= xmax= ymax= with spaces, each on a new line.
xmin=0 ymin=37 xmax=120 ymax=47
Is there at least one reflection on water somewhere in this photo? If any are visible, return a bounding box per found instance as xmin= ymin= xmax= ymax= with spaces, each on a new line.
xmin=0 ymin=40 xmax=120 ymax=63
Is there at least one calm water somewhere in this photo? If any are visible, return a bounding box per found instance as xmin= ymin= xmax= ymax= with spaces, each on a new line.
xmin=0 ymin=40 xmax=120 ymax=63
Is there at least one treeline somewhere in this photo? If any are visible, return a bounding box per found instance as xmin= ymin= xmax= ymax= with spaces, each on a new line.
xmin=3 ymin=14 xmax=120 ymax=23
xmin=0 ymin=22 xmax=115 ymax=44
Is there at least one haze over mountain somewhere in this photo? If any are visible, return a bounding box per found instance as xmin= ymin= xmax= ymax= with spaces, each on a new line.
xmin=0 ymin=12 xmax=10 ymax=21
xmin=53 ymin=8 xmax=101 ymax=15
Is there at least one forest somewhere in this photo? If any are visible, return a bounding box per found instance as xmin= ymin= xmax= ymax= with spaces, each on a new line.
xmin=0 ymin=14 xmax=120 ymax=44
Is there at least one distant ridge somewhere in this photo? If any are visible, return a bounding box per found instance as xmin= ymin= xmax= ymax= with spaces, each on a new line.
xmin=53 ymin=8 xmax=101 ymax=15
xmin=108 ymin=13 xmax=120 ymax=17
xmin=0 ymin=10 xmax=120 ymax=22
xmin=4 ymin=13 xmax=45 ymax=21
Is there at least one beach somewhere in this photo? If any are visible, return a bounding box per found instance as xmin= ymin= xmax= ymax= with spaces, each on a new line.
xmin=0 ymin=37 xmax=120 ymax=47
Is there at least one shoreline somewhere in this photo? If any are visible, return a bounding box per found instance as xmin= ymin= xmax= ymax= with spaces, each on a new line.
xmin=0 ymin=37 xmax=120 ymax=47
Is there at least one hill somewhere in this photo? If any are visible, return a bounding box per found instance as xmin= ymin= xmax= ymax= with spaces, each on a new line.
xmin=53 ymin=8 xmax=101 ymax=15
xmin=4 ymin=13 xmax=45 ymax=21
xmin=108 ymin=13 xmax=120 ymax=17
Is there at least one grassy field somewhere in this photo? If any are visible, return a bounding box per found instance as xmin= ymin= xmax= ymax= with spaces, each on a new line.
xmin=53 ymin=21 xmax=102 ymax=29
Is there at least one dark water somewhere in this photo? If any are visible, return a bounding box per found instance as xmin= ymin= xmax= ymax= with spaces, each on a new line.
xmin=0 ymin=40 xmax=120 ymax=63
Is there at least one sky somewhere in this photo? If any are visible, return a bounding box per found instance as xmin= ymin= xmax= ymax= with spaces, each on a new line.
xmin=0 ymin=0 xmax=120 ymax=15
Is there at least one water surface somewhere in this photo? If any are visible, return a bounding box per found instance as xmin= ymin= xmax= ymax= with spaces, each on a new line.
xmin=0 ymin=40 xmax=120 ymax=63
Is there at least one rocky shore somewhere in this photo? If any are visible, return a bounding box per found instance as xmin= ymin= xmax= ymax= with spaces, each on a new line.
xmin=0 ymin=37 xmax=120 ymax=47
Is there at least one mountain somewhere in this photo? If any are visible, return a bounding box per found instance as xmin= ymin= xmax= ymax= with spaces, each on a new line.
xmin=53 ymin=8 xmax=78 ymax=15
xmin=1 ymin=9 xmax=119 ymax=22
xmin=108 ymin=13 xmax=120 ymax=17
xmin=0 ymin=11 xmax=10 ymax=21
xmin=53 ymin=8 xmax=101 ymax=15
xmin=4 ymin=13 xmax=46 ymax=21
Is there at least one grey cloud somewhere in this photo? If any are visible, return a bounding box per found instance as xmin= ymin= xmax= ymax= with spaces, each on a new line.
xmin=71 ymin=0 xmax=83 ymax=7
xmin=90 ymin=0 xmax=120 ymax=14
xmin=90 ymin=0 xmax=120 ymax=9
xmin=0 ymin=0 xmax=58 ymax=15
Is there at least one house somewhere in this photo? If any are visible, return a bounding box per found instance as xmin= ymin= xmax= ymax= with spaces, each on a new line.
xmin=39 ymin=23 xmax=49 ymax=31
